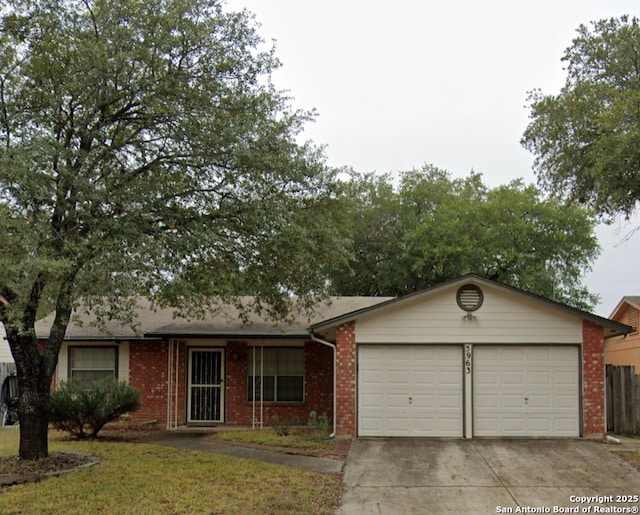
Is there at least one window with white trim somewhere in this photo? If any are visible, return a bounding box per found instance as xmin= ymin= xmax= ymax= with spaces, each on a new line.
xmin=69 ymin=346 xmax=118 ymax=382
xmin=247 ymin=348 xmax=304 ymax=402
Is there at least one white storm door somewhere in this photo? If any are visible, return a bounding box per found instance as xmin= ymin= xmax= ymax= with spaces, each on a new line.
xmin=473 ymin=346 xmax=579 ymax=437
xmin=358 ymin=345 xmax=463 ymax=437
xmin=188 ymin=349 xmax=224 ymax=423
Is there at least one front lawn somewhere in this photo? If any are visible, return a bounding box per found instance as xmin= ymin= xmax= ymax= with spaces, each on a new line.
xmin=210 ymin=427 xmax=337 ymax=455
xmin=0 ymin=429 xmax=342 ymax=514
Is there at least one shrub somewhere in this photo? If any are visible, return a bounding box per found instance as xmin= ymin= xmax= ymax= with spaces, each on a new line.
xmin=307 ymin=410 xmax=330 ymax=435
xmin=270 ymin=414 xmax=299 ymax=436
xmin=50 ymin=379 xmax=141 ymax=438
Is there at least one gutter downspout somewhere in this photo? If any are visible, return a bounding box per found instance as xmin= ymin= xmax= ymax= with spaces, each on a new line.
xmin=604 ymin=335 xmax=629 ymax=348
xmin=310 ymin=333 xmax=337 ymax=439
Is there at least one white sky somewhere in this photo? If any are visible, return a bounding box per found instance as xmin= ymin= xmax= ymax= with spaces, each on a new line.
xmin=225 ymin=0 xmax=640 ymax=316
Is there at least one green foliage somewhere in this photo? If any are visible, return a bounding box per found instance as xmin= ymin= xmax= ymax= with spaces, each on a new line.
xmin=522 ymin=15 xmax=640 ymax=218
xmin=307 ymin=410 xmax=330 ymax=433
xmin=329 ymin=166 xmax=600 ymax=310
xmin=0 ymin=0 xmax=347 ymax=458
xmin=0 ymin=0 xmax=347 ymax=327
xmin=49 ymin=379 xmax=141 ymax=439
xmin=269 ymin=414 xmax=300 ymax=436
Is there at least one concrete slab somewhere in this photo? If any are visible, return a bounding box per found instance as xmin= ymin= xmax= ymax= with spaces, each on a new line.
xmin=338 ymin=486 xmax=515 ymax=514
xmin=343 ymin=439 xmax=502 ymax=487
xmin=338 ymin=439 xmax=640 ymax=514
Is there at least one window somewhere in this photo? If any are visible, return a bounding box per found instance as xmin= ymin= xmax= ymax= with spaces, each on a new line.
xmin=247 ymin=348 xmax=304 ymax=402
xmin=69 ymin=347 xmax=117 ymax=382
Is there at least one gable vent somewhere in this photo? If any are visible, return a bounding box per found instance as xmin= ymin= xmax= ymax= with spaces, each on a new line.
xmin=628 ymin=307 xmax=639 ymax=332
xmin=456 ymin=284 xmax=484 ymax=312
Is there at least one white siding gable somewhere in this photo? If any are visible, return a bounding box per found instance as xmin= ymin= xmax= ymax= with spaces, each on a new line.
xmin=0 ymin=324 xmax=13 ymax=363
xmin=355 ymin=284 xmax=582 ymax=344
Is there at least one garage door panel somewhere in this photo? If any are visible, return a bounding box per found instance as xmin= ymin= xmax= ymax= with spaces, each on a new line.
xmin=502 ymin=371 xmax=524 ymax=384
xmin=529 ymin=371 xmax=550 ymax=384
xmin=474 ymin=346 xmax=579 ymax=437
xmin=358 ymin=345 xmax=463 ymax=437
xmin=554 ymin=371 xmax=577 ymax=384
xmin=528 ymin=394 xmax=551 ymax=408
xmin=555 ymin=394 xmax=577 ymax=408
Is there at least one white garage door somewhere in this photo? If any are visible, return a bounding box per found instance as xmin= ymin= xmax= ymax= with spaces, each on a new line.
xmin=358 ymin=345 xmax=463 ymax=437
xmin=474 ymin=346 xmax=579 ymax=437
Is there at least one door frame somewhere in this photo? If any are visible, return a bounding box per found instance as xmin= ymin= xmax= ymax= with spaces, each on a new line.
xmin=187 ymin=347 xmax=225 ymax=424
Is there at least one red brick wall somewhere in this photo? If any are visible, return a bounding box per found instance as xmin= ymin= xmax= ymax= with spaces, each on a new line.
xmin=225 ymin=341 xmax=248 ymax=424
xmin=583 ymin=320 xmax=605 ymax=437
xmin=128 ymin=340 xmax=187 ymax=426
xmin=335 ymin=321 xmax=356 ymax=436
xmin=125 ymin=339 xmax=332 ymax=428
xmin=225 ymin=341 xmax=333 ymax=426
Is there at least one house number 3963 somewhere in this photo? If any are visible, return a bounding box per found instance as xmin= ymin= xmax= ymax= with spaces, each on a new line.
xmin=465 ymin=345 xmax=472 ymax=374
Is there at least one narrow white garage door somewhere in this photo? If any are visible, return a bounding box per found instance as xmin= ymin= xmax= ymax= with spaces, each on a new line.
xmin=358 ymin=345 xmax=463 ymax=437
xmin=474 ymin=346 xmax=579 ymax=437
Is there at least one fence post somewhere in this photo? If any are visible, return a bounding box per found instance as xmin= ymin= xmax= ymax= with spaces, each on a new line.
xmin=606 ymin=365 xmax=614 ymax=432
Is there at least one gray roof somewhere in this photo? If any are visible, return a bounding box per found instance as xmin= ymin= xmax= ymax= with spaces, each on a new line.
xmin=35 ymin=297 xmax=393 ymax=340
xmin=34 ymin=275 xmax=633 ymax=341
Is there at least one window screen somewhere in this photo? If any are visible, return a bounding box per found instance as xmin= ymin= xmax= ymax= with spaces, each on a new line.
xmin=247 ymin=348 xmax=304 ymax=402
xmin=69 ymin=347 xmax=117 ymax=382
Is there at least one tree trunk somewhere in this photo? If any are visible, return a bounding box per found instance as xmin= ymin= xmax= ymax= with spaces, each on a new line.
xmin=11 ymin=334 xmax=56 ymax=461
xmin=5 ymin=278 xmax=73 ymax=461
xmin=17 ymin=377 xmax=51 ymax=460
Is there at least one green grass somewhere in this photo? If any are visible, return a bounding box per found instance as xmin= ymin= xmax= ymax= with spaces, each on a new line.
xmin=211 ymin=427 xmax=336 ymax=454
xmin=0 ymin=429 xmax=342 ymax=514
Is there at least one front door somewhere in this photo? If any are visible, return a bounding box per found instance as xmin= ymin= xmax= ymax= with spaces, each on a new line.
xmin=188 ymin=349 xmax=224 ymax=423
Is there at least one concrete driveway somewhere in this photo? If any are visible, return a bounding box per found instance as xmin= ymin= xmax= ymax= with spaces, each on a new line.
xmin=338 ymin=439 xmax=640 ymax=514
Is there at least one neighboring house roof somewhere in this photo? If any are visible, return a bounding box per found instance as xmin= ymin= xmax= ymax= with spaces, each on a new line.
xmin=608 ymin=296 xmax=640 ymax=334
xmin=35 ymin=296 xmax=393 ymax=340
xmin=610 ymin=296 xmax=640 ymax=316
xmin=310 ymin=274 xmax=633 ymax=339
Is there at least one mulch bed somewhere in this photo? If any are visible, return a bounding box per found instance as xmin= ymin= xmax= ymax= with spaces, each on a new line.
xmin=0 ymin=452 xmax=98 ymax=487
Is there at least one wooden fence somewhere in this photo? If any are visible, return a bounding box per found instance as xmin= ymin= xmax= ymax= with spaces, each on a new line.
xmin=606 ymin=364 xmax=640 ymax=435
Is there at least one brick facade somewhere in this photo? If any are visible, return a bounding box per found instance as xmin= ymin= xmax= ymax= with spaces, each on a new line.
xmin=224 ymin=340 xmax=333 ymax=426
xmin=126 ymin=339 xmax=332 ymax=428
xmin=128 ymin=340 xmax=172 ymax=425
xmin=53 ymin=302 xmax=612 ymax=439
xmin=335 ymin=321 xmax=356 ymax=436
xmin=582 ymin=320 xmax=605 ymax=437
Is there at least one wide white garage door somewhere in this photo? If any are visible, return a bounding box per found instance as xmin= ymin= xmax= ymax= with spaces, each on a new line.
xmin=474 ymin=346 xmax=580 ymax=437
xmin=358 ymin=345 xmax=463 ymax=437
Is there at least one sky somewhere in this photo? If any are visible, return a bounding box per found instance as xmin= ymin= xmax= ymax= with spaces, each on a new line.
xmin=225 ymin=0 xmax=640 ymax=316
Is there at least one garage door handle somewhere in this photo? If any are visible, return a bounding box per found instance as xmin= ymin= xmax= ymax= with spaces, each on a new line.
xmin=408 ymin=397 xmax=413 ymax=405
xmin=524 ymin=397 xmax=529 ymax=405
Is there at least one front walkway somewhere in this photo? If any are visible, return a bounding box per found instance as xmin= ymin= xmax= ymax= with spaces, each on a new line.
xmin=148 ymin=430 xmax=345 ymax=474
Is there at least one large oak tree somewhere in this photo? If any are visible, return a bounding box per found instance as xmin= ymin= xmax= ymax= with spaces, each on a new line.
xmin=522 ymin=15 xmax=640 ymax=218
xmin=0 ymin=0 xmax=347 ymax=459
xmin=329 ymin=166 xmax=600 ymax=310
